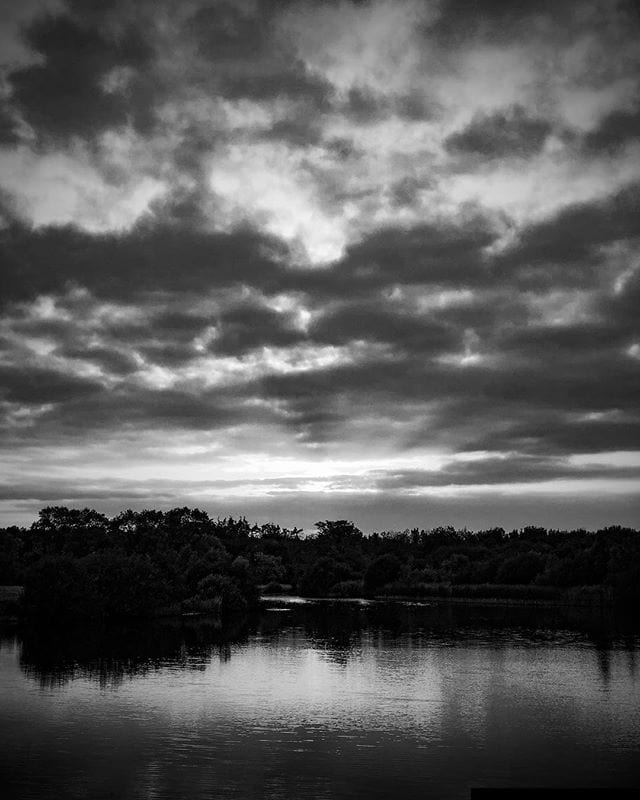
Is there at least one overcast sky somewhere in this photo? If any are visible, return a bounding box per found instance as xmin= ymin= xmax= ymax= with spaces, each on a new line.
xmin=0 ymin=0 xmax=639 ymax=531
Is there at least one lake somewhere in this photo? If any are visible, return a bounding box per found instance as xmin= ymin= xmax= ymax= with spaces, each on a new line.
xmin=1 ymin=598 xmax=639 ymax=799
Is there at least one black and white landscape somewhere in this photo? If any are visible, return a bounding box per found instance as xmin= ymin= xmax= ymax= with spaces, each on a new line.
xmin=0 ymin=1 xmax=639 ymax=798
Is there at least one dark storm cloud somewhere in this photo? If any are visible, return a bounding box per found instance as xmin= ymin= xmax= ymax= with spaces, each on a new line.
xmin=444 ymin=105 xmax=551 ymax=159
xmin=186 ymin=1 xmax=334 ymax=109
xmin=498 ymin=321 xmax=634 ymax=358
xmin=389 ymin=176 xmax=427 ymax=208
xmin=96 ymin=298 xmax=306 ymax=362
xmin=8 ymin=13 xmax=156 ymax=142
xmin=0 ymin=481 xmax=166 ymax=503
xmin=341 ymin=86 xmax=389 ymax=123
xmin=430 ymin=0 xmax=637 ymax=46
xmin=1 ymin=164 xmax=637 ymax=457
xmin=250 ymin=330 xmax=640 ymax=454
xmin=0 ymin=474 xmax=295 ymax=504
xmin=0 ymin=383 xmax=278 ymax=443
xmin=394 ymin=92 xmax=436 ymax=121
xmin=377 ymin=455 xmax=640 ymax=490
xmin=337 ymin=87 xmax=433 ymax=125
xmin=0 ymin=104 xmax=20 ymax=145
xmin=219 ymin=67 xmax=333 ymax=107
xmin=329 ymin=216 xmax=499 ymax=289
xmin=146 ymin=309 xmax=213 ymax=337
xmin=452 ymin=355 xmax=640 ymax=414
xmin=0 ymin=204 xmax=506 ymax=310
xmin=100 ymin=309 xmax=210 ymax=367
xmin=496 ymin=181 xmax=640 ymax=282
xmin=4 ymin=0 xmax=335 ymax=152
xmin=308 ymin=300 xmax=460 ymax=354
xmin=187 ymin=2 xmax=269 ymax=62
xmin=0 ymin=220 xmax=290 ymax=304
xmin=210 ymin=304 xmax=303 ymax=355
xmin=0 ymin=365 xmax=103 ymax=404
xmin=464 ymin=411 xmax=640 ymax=455
xmin=58 ymin=344 xmax=141 ymax=376
xmin=255 ymin=358 xmax=438 ymax=436
xmin=260 ymin=117 xmax=324 ymax=147
xmin=0 ymin=0 xmax=638 ymax=532
xmin=599 ymin=265 xmax=640 ymax=329
xmin=582 ymin=104 xmax=640 ymax=153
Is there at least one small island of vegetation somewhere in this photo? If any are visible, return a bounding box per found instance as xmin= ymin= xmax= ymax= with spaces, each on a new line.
xmin=0 ymin=507 xmax=638 ymax=621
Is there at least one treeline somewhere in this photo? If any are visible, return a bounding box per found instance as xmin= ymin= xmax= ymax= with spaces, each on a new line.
xmin=0 ymin=507 xmax=639 ymax=619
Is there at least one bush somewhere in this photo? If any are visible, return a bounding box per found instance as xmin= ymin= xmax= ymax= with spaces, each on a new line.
xmin=364 ymin=554 xmax=403 ymax=594
xmin=495 ymin=552 xmax=545 ymax=585
xmin=379 ymin=581 xmax=452 ymax=598
xmin=23 ymin=556 xmax=88 ymax=618
xmin=299 ymin=557 xmax=354 ymax=596
xmin=197 ymin=573 xmax=248 ymax=614
xmin=329 ymin=580 xmax=364 ymax=598
xmin=451 ymin=584 xmax=562 ymax=601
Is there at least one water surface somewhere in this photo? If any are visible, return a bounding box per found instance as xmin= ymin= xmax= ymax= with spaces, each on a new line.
xmin=1 ymin=600 xmax=639 ymax=799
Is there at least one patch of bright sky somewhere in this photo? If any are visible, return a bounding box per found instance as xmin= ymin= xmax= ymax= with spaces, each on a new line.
xmin=0 ymin=438 xmax=448 ymax=486
xmin=395 ymin=478 xmax=640 ymax=498
xmin=442 ymin=142 xmax=640 ymax=228
xmin=569 ymin=451 xmax=640 ymax=468
xmin=209 ymin=142 xmax=348 ymax=264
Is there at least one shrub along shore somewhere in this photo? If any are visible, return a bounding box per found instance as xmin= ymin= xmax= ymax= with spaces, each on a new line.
xmin=0 ymin=508 xmax=638 ymax=620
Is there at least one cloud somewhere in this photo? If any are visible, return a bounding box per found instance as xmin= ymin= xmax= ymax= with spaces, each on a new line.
xmin=9 ymin=13 xmax=155 ymax=142
xmin=0 ymin=105 xmax=20 ymax=145
xmin=0 ymin=364 xmax=103 ymax=404
xmin=308 ymin=299 xmax=460 ymax=355
xmin=432 ymin=0 xmax=640 ymax=49
xmin=495 ymin=181 xmax=640 ymax=283
xmin=376 ymin=453 xmax=640 ymax=489
xmin=210 ymin=303 xmax=305 ymax=356
xmin=444 ymin=105 xmax=552 ymax=159
xmin=0 ymin=146 xmax=165 ymax=233
xmin=0 ymin=219 xmax=290 ymax=304
xmin=582 ymin=104 xmax=640 ymax=153
xmin=189 ymin=1 xmax=334 ymax=108
xmin=329 ymin=214 xmax=500 ymax=289
xmin=0 ymin=0 xmax=639 ymax=528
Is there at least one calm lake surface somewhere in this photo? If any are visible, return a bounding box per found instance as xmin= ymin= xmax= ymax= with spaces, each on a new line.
xmin=1 ymin=598 xmax=639 ymax=799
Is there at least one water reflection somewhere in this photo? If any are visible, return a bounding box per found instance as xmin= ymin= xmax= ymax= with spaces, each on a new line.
xmin=1 ymin=600 xmax=639 ymax=800
xmin=5 ymin=599 xmax=640 ymax=688
xmin=13 ymin=615 xmax=252 ymax=689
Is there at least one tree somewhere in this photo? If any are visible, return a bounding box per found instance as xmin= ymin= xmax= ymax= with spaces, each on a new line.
xmin=32 ymin=506 xmax=108 ymax=532
xmin=299 ymin=556 xmax=354 ymax=596
xmin=495 ymin=552 xmax=544 ymax=585
xmin=364 ymin=554 xmax=402 ymax=594
xmin=314 ymin=520 xmax=363 ymax=541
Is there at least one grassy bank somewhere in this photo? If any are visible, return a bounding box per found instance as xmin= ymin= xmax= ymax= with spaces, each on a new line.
xmin=262 ymin=582 xmax=616 ymax=607
xmin=378 ymin=583 xmax=614 ymax=606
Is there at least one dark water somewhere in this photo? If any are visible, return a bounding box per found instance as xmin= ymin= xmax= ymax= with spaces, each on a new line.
xmin=1 ymin=599 xmax=639 ymax=799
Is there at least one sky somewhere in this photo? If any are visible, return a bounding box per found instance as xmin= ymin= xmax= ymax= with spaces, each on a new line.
xmin=0 ymin=0 xmax=639 ymax=532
